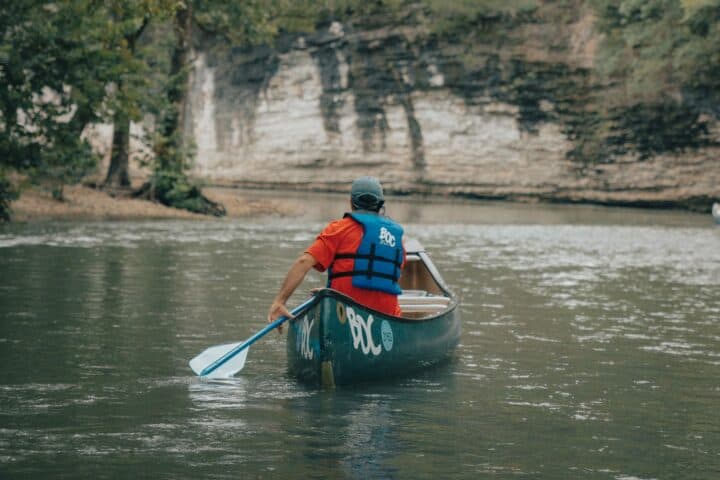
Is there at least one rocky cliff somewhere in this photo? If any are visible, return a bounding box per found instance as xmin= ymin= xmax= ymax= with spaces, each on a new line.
xmin=185 ymin=5 xmax=719 ymax=210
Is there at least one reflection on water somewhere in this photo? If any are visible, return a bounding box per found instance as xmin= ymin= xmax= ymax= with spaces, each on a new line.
xmin=1 ymin=195 xmax=719 ymax=478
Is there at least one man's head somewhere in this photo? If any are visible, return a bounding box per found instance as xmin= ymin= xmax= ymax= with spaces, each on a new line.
xmin=350 ymin=176 xmax=385 ymax=212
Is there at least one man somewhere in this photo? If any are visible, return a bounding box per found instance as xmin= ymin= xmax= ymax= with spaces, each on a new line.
xmin=267 ymin=176 xmax=406 ymax=331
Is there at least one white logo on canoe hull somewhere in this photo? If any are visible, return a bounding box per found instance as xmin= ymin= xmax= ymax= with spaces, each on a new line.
xmin=347 ymin=306 xmax=382 ymax=356
xmin=297 ymin=315 xmax=314 ymax=360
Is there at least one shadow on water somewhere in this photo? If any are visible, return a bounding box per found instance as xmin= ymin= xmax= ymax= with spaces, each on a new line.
xmin=185 ymin=360 xmax=463 ymax=478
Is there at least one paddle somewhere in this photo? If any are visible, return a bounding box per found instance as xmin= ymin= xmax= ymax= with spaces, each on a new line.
xmin=189 ymin=296 xmax=316 ymax=379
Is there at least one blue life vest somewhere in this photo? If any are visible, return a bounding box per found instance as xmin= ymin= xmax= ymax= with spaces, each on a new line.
xmin=328 ymin=212 xmax=404 ymax=295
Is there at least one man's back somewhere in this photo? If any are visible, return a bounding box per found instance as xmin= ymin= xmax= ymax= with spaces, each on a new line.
xmin=305 ymin=216 xmax=403 ymax=317
xmin=267 ymin=176 xmax=401 ymax=330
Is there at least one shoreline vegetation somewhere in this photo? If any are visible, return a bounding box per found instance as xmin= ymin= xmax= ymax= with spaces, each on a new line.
xmin=8 ymin=183 xmax=299 ymax=222
xmin=6 ymin=179 xmax=716 ymax=224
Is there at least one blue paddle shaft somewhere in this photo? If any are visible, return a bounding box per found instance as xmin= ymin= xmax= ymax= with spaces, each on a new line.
xmin=199 ymin=297 xmax=316 ymax=377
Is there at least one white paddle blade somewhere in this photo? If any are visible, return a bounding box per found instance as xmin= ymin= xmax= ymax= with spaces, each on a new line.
xmin=188 ymin=342 xmax=249 ymax=379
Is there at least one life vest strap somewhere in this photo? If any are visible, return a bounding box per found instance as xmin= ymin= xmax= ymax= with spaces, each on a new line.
xmin=333 ymin=252 xmax=403 ymax=267
xmin=328 ymin=270 xmax=399 ymax=281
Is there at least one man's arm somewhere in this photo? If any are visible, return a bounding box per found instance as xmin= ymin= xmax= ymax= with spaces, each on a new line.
xmin=267 ymin=252 xmax=317 ymax=332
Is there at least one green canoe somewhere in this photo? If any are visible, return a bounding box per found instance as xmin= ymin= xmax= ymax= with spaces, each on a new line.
xmin=286 ymin=239 xmax=461 ymax=387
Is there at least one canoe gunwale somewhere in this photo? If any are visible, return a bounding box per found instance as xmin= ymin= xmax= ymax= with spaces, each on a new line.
xmin=286 ymin=241 xmax=458 ymax=325
xmin=304 ymin=287 xmax=458 ymax=325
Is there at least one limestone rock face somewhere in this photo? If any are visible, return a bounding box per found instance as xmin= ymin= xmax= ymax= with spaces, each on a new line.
xmin=186 ymin=20 xmax=719 ymax=209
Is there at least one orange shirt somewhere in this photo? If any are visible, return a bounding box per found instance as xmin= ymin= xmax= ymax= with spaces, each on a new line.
xmin=306 ymin=216 xmax=404 ymax=317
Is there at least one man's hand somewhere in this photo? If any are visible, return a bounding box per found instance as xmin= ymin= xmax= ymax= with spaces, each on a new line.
xmin=267 ymin=300 xmax=294 ymax=334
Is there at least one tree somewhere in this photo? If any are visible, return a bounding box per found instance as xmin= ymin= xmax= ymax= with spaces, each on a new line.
xmin=136 ymin=0 xmax=302 ymax=216
xmin=102 ymin=0 xmax=176 ymax=190
xmin=104 ymin=7 xmax=150 ymax=189
xmin=134 ymin=1 xmax=227 ymax=216
xmin=0 ymin=0 xmax=117 ymax=200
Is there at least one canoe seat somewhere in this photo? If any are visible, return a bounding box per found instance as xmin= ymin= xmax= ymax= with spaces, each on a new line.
xmin=399 ymin=292 xmax=451 ymax=318
xmin=399 ymin=292 xmax=450 ymax=305
xmin=400 ymin=289 xmax=428 ymax=297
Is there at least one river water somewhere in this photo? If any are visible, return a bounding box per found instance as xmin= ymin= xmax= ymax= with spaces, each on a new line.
xmin=1 ymin=193 xmax=719 ymax=479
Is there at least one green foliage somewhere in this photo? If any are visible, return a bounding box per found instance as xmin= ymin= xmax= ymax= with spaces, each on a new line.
xmin=103 ymin=1 xmax=175 ymax=121
xmin=138 ymin=170 xmax=225 ymax=216
xmin=0 ymin=0 xmax=176 ymax=203
xmin=0 ymin=1 xmax=111 ymax=187
xmin=195 ymin=0 xmax=281 ymax=41
xmin=419 ymin=0 xmax=539 ymax=34
xmin=295 ymin=0 xmax=538 ymax=34
xmin=675 ymin=0 xmax=720 ymax=111
xmin=591 ymin=0 xmax=684 ymax=104
xmin=590 ymin=0 xmax=720 ymax=107
xmin=36 ymin=133 xmax=98 ymax=200
xmin=423 ymin=0 xmax=537 ymax=15
xmin=579 ymin=0 xmax=719 ymax=160
xmin=315 ymin=0 xmax=405 ymax=17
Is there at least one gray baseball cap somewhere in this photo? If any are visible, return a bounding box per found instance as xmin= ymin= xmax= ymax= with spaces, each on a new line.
xmin=351 ymin=176 xmax=384 ymax=210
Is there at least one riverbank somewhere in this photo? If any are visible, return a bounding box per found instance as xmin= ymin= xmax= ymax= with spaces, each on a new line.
xmin=7 ymin=177 xmax=718 ymax=225
xmin=9 ymin=184 xmax=299 ymax=222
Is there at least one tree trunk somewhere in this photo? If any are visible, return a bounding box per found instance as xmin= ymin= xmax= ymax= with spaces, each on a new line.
xmin=104 ymin=18 xmax=148 ymax=189
xmin=159 ymin=4 xmax=193 ymax=172
xmin=105 ymin=109 xmax=131 ymax=188
xmin=136 ymin=3 xmax=225 ymax=217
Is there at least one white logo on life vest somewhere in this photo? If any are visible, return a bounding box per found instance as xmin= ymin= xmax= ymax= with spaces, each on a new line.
xmin=379 ymin=227 xmax=396 ymax=247
xmin=347 ymin=306 xmax=382 ymax=356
